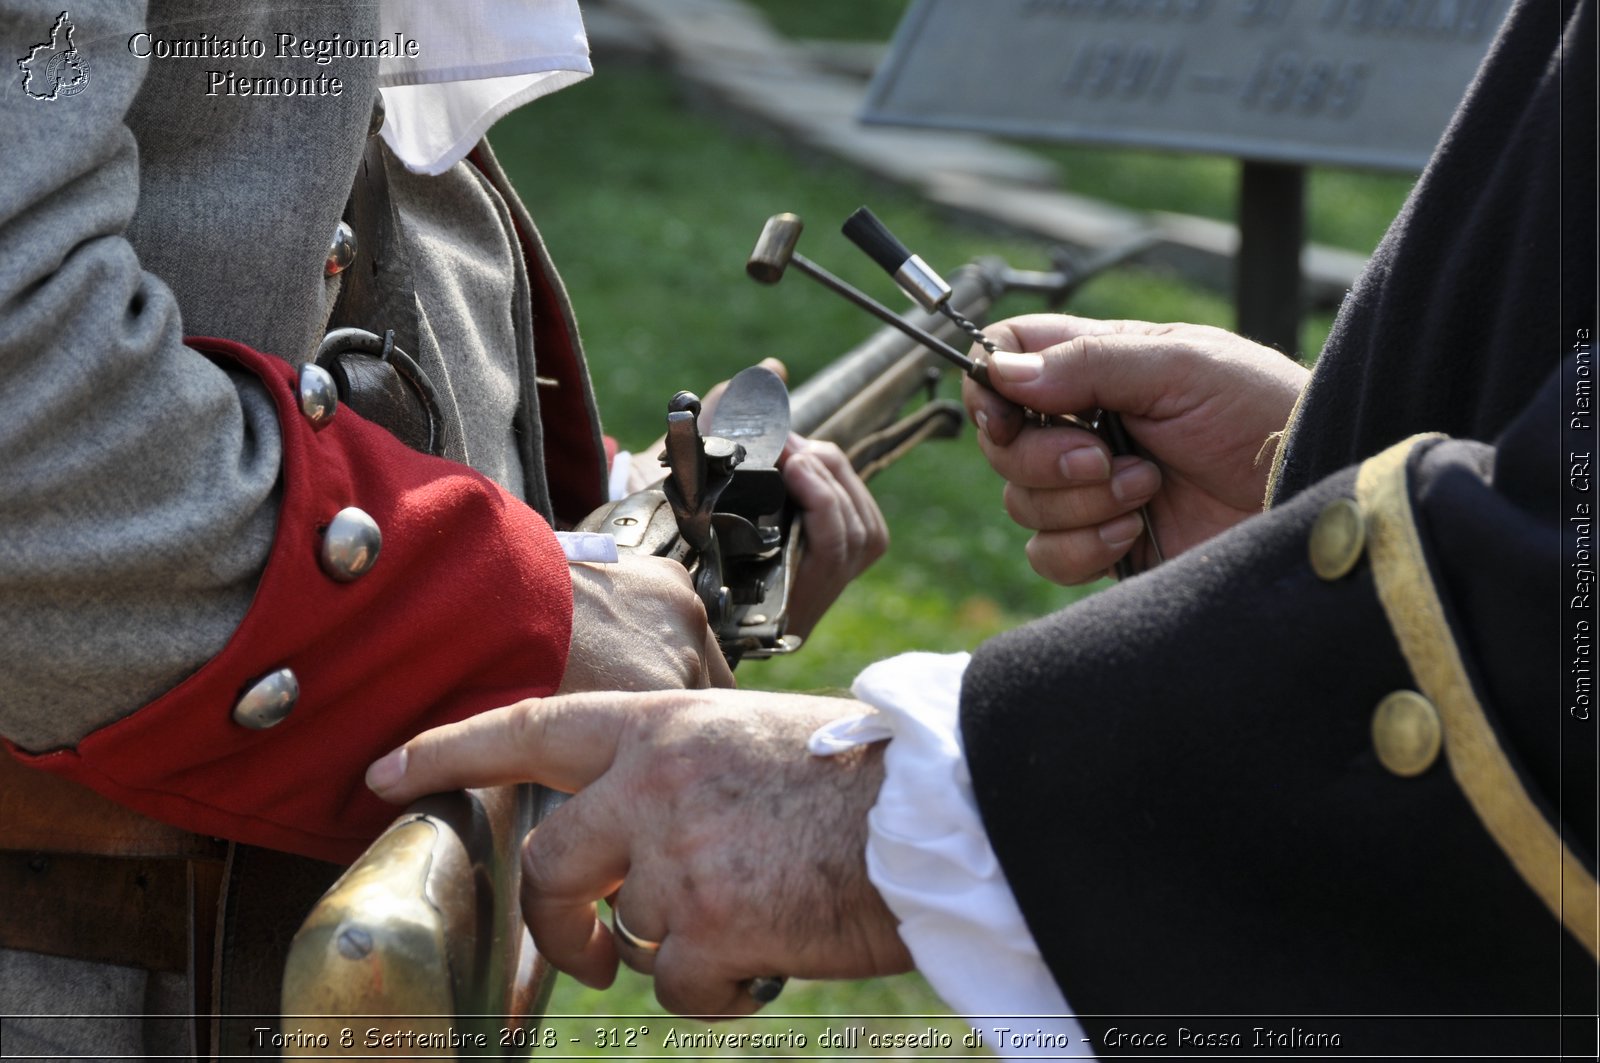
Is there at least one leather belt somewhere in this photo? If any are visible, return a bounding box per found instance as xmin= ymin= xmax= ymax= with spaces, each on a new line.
xmin=0 ymin=753 xmax=228 ymax=1054
xmin=0 ymin=750 xmax=226 ymax=859
xmin=0 ymin=850 xmax=222 ymax=977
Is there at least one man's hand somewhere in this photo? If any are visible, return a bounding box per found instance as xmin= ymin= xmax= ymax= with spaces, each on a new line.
xmin=964 ymin=315 xmax=1309 ymax=584
xmin=619 ymin=358 xmax=888 ymax=642
xmin=562 ymin=556 xmax=735 ymax=692
xmin=779 ymin=434 xmax=888 ymax=640
xmin=366 ymin=689 xmax=912 ymax=1016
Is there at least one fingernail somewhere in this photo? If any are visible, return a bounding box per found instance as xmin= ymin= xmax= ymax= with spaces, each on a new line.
xmin=973 ymin=409 xmax=991 ymax=442
xmin=366 ymin=747 xmax=408 ymax=792
xmin=1111 ymin=461 xmax=1160 ymax=503
xmin=1099 ymin=513 xmax=1144 ymax=547
xmin=1059 ymin=446 xmax=1110 ymax=481
xmin=988 ymin=351 xmax=1043 ymax=382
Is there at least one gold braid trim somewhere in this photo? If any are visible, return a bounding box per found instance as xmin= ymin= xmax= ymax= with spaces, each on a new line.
xmin=1356 ymin=435 xmax=1598 ymax=961
xmin=1262 ymin=382 xmax=1311 ymax=511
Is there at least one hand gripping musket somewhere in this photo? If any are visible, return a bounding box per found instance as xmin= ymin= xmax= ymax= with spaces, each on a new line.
xmin=280 ymin=212 xmax=1149 ymax=1053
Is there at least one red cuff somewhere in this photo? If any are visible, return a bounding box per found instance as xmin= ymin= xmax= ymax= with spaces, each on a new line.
xmin=7 ymin=338 xmax=573 ymax=863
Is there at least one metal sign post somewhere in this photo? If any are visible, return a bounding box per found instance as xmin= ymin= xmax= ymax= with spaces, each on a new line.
xmin=861 ymin=0 xmax=1509 ymax=354
xmin=1238 ymin=160 xmax=1305 ymax=353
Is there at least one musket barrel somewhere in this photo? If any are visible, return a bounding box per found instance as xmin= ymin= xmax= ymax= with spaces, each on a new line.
xmin=804 ymin=350 xmax=940 ymax=454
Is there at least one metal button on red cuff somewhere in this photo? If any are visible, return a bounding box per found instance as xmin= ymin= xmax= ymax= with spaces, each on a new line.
xmin=232 ymin=668 xmax=300 ymax=730
xmin=320 ymin=507 xmax=382 ymax=582
xmin=297 ymin=363 xmax=338 ymax=429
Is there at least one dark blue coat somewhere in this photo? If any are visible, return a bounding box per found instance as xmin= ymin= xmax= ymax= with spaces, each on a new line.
xmin=962 ymin=1 xmax=1597 ymax=1055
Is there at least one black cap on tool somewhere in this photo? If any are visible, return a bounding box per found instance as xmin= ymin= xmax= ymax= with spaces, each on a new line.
xmin=842 ymin=206 xmax=952 ymax=312
xmin=842 ymin=206 xmax=913 ymax=274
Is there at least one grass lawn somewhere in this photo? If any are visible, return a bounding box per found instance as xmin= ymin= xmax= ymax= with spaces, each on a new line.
xmin=488 ymin=5 xmax=1415 ymax=1042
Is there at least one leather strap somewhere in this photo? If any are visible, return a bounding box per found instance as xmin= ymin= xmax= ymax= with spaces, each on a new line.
xmin=332 ymin=136 xmax=422 ymax=364
xmin=324 ymin=137 xmax=460 ymax=462
xmin=0 ymin=851 xmax=213 ymax=974
xmin=316 ymin=329 xmax=447 ymax=458
xmin=2 ymin=751 xmax=228 ymax=1054
xmin=212 ymin=846 xmax=343 ymax=1058
xmin=2 ymin=847 xmax=222 ymax=1058
xmin=0 ymin=754 xmax=348 ymax=1058
xmin=1 ymin=747 xmax=226 ymax=859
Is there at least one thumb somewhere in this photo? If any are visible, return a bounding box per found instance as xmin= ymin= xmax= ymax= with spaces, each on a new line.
xmin=700 ymin=357 xmax=789 ymax=427
xmin=985 ymin=332 xmax=1176 ymax=420
xmin=757 ymin=356 xmax=789 ymax=385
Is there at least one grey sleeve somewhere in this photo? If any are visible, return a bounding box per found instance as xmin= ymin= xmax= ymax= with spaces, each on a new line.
xmin=0 ymin=2 xmax=280 ymax=750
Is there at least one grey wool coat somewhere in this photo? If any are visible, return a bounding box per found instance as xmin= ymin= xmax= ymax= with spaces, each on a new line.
xmin=2 ymin=0 xmax=605 ymax=1055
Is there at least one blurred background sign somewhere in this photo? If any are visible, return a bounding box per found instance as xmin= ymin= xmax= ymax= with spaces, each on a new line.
xmin=862 ymin=0 xmax=1509 ymax=350
xmin=863 ymin=0 xmax=1508 ymax=171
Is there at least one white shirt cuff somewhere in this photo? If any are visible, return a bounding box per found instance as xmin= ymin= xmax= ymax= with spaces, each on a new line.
xmin=554 ymin=531 xmax=618 ymax=564
xmin=808 ymin=652 xmax=1089 ymax=1058
xmin=607 ymin=449 xmax=634 ymax=502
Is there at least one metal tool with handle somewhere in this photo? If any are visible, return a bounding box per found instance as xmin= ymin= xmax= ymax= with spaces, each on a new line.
xmin=796 ymin=206 xmax=1164 ymax=577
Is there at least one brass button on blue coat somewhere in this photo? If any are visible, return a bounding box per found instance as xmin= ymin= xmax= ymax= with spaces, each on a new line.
xmin=297 ymin=363 xmax=338 ymax=428
xmin=1309 ymin=497 xmax=1366 ymax=581
xmin=233 ymin=668 xmax=299 ymax=729
xmin=324 ymin=220 xmax=356 ymax=277
xmin=320 ymin=506 xmax=382 ymax=582
xmin=1372 ymin=690 xmax=1443 ymax=777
